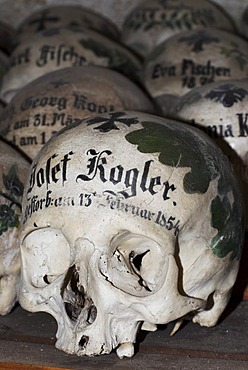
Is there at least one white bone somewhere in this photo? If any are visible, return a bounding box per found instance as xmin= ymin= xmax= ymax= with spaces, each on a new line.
xmin=18 ymin=111 xmax=244 ymax=358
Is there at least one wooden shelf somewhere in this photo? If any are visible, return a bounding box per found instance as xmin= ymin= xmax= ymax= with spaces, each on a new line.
xmin=0 ymin=300 xmax=248 ymax=369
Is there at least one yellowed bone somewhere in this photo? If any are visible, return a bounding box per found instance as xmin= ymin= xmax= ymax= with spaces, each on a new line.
xmin=116 ymin=342 xmax=134 ymax=359
xmin=170 ymin=319 xmax=184 ymax=336
xmin=141 ymin=321 xmax=157 ymax=332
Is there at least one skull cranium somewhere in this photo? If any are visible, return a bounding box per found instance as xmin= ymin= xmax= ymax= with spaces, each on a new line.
xmin=19 ymin=111 xmax=244 ymax=357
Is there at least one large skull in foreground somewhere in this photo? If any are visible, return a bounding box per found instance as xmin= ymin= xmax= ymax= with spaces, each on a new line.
xmin=19 ymin=111 xmax=244 ymax=358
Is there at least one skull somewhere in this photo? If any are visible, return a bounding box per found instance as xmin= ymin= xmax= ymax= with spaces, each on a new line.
xmin=142 ymin=28 xmax=248 ymax=116
xmin=17 ymin=4 xmax=119 ymax=42
xmin=0 ymin=139 xmax=30 ymax=315
xmin=0 ymin=50 xmax=8 ymax=86
xmin=170 ymin=79 xmax=248 ymax=228
xmin=0 ymin=27 xmax=142 ymax=103
xmin=19 ymin=111 xmax=244 ymax=358
xmin=121 ymin=0 xmax=235 ymax=58
xmin=241 ymin=5 xmax=248 ymax=40
xmin=0 ymin=99 xmax=5 ymax=115
xmin=0 ymin=66 xmax=154 ymax=160
xmin=0 ymin=20 xmax=18 ymax=55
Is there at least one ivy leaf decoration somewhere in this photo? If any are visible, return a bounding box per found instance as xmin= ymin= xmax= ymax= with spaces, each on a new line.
xmin=0 ymin=204 xmax=19 ymax=235
xmin=219 ymin=42 xmax=248 ymax=71
xmin=3 ymin=164 xmax=24 ymax=198
xmin=125 ymin=121 xmax=244 ymax=260
xmin=125 ymin=120 xmax=219 ymax=194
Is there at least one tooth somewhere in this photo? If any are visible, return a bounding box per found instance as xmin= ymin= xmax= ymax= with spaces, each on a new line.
xmin=141 ymin=321 xmax=157 ymax=331
xmin=170 ymin=319 xmax=183 ymax=336
xmin=116 ymin=342 xmax=134 ymax=359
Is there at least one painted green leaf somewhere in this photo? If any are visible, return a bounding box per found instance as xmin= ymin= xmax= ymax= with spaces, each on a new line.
xmin=3 ymin=164 xmax=24 ymax=197
xmin=125 ymin=120 xmax=219 ymax=194
xmin=125 ymin=120 xmax=244 ymax=259
xmin=0 ymin=204 xmax=19 ymax=235
xmin=210 ymin=195 xmax=243 ymax=260
xmin=219 ymin=43 xmax=248 ymax=71
xmin=0 ymin=164 xmax=23 ymax=234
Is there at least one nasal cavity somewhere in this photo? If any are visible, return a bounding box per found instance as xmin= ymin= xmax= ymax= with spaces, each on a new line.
xmin=61 ymin=265 xmax=86 ymax=321
xmin=61 ymin=265 xmax=97 ymax=324
xmin=87 ymin=305 xmax=97 ymax=324
xmin=79 ymin=335 xmax=89 ymax=349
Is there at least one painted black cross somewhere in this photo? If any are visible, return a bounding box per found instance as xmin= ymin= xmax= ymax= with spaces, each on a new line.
xmin=27 ymin=10 xmax=60 ymax=32
xmin=50 ymin=79 xmax=70 ymax=89
xmin=205 ymin=83 xmax=248 ymax=107
xmin=86 ymin=112 xmax=139 ymax=132
xmin=178 ymin=30 xmax=219 ymax=53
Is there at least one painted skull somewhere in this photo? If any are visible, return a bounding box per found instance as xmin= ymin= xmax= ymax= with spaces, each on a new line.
xmin=19 ymin=111 xmax=244 ymax=358
xmin=0 ymin=20 xmax=18 ymax=55
xmin=0 ymin=139 xmax=30 ymax=315
xmin=0 ymin=66 xmax=154 ymax=160
xmin=17 ymin=4 xmax=119 ymax=42
xmin=0 ymin=99 xmax=5 ymax=115
xmin=171 ymin=79 xmax=248 ymax=228
xmin=142 ymin=28 xmax=248 ymax=116
xmin=121 ymin=0 xmax=234 ymax=58
xmin=0 ymin=27 xmax=141 ymax=104
xmin=0 ymin=50 xmax=8 ymax=87
xmin=241 ymin=5 xmax=248 ymax=40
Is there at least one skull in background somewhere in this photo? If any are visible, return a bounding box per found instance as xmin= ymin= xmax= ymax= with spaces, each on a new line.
xmin=19 ymin=111 xmax=244 ymax=358
xmin=0 ymin=139 xmax=30 ymax=315
xmin=170 ymin=79 xmax=248 ymax=229
xmin=0 ymin=27 xmax=141 ymax=104
xmin=121 ymin=0 xmax=234 ymax=58
xmin=17 ymin=4 xmax=119 ymax=42
xmin=0 ymin=66 xmax=154 ymax=161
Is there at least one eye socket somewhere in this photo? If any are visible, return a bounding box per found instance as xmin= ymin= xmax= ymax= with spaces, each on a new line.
xmin=102 ymin=231 xmax=168 ymax=297
xmin=21 ymin=228 xmax=71 ymax=288
xmin=129 ymin=250 xmax=150 ymax=272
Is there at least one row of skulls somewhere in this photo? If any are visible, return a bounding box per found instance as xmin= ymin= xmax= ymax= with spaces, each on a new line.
xmin=0 ymin=0 xmax=247 ymax=359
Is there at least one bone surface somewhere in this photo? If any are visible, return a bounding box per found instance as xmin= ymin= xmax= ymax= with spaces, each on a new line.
xmin=170 ymin=79 xmax=248 ymax=229
xmin=0 ymin=66 xmax=154 ymax=160
xmin=19 ymin=111 xmax=244 ymax=357
xmin=121 ymin=0 xmax=235 ymax=58
xmin=142 ymin=28 xmax=248 ymax=116
xmin=0 ymin=27 xmax=142 ymax=104
xmin=0 ymin=139 xmax=30 ymax=315
xmin=17 ymin=4 xmax=119 ymax=42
